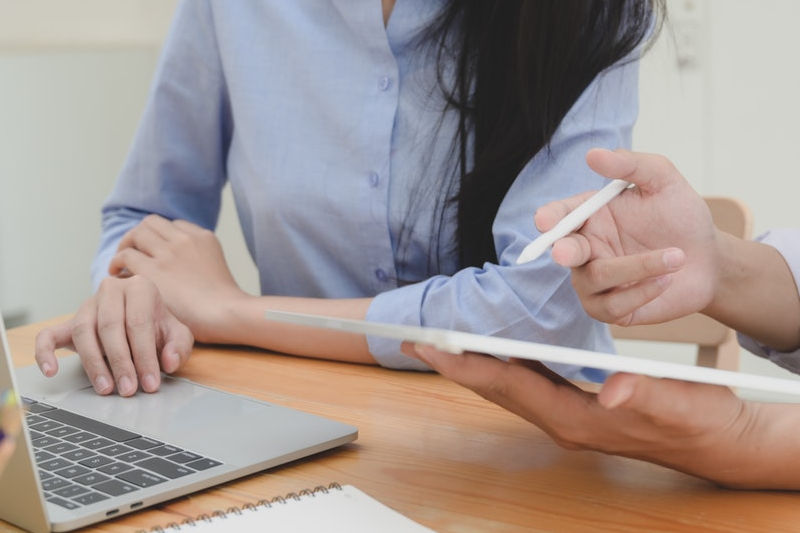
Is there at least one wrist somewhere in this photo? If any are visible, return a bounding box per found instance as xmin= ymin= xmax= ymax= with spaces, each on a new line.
xmin=192 ymin=288 xmax=254 ymax=345
xmin=701 ymin=229 xmax=745 ymax=322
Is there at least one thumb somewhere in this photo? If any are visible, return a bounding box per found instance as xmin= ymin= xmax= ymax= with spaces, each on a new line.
xmin=159 ymin=316 xmax=194 ymax=373
xmin=586 ymin=148 xmax=682 ymax=195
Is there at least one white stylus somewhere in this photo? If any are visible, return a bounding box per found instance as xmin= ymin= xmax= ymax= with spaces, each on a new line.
xmin=516 ymin=179 xmax=632 ymax=264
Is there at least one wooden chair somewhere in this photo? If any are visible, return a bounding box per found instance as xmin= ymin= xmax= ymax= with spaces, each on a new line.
xmin=609 ymin=197 xmax=753 ymax=371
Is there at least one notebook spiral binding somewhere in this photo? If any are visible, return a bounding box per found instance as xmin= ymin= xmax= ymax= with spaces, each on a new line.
xmin=136 ymin=482 xmax=343 ymax=532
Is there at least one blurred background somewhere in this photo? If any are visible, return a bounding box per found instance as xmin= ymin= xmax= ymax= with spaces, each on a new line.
xmin=1 ymin=0 xmax=798 ymax=384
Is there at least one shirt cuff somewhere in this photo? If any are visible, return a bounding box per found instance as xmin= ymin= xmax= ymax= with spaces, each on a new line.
xmin=365 ymin=281 xmax=432 ymax=371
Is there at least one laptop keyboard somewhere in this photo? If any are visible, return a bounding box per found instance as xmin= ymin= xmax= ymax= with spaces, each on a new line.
xmin=22 ymin=397 xmax=222 ymax=510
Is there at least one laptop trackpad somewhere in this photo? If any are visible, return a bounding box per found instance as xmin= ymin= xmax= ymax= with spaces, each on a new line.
xmin=18 ymin=354 xmax=338 ymax=466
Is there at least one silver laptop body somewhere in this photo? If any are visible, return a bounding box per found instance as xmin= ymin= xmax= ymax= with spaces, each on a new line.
xmin=0 ymin=315 xmax=357 ymax=532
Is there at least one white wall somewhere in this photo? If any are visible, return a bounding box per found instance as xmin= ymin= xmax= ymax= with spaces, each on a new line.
xmin=0 ymin=1 xmax=258 ymax=327
xmin=1 ymin=1 xmax=799 ymax=389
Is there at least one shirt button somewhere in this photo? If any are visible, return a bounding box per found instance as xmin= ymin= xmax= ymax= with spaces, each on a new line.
xmin=378 ymin=76 xmax=392 ymax=91
xmin=374 ymin=268 xmax=388 ymax=282
xmin=368 ymin=172 xmax=380 ymax=187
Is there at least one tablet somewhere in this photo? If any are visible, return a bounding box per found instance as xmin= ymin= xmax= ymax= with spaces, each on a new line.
xmin=264 ymin=310 xmax=800 ymax=397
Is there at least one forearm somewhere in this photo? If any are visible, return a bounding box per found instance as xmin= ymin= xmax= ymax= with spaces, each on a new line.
xmin=704 ymin=230 xmax=800 ymax=351
xmin=208 ymin=294 xmax=376 ymax=365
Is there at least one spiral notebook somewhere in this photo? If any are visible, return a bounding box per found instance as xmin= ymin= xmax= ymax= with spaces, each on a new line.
xmin=137 ymin=483 xmax=436 ymax=532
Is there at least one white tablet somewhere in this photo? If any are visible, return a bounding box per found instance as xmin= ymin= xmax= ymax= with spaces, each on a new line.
xmin=264 ymin=310 xmax=800 ymax=397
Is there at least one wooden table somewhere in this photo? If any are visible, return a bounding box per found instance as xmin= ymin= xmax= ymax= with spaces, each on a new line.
xmin=4 ymin=318 xmax=800 ymax=532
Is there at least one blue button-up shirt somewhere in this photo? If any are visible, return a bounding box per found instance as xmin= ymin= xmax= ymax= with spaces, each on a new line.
xmin=93 ymin=0 xmax=639 ymax=378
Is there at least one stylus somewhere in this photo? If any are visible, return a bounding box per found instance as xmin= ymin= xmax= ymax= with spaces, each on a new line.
xmin=516 ymin=179 xmax=631 ymax=264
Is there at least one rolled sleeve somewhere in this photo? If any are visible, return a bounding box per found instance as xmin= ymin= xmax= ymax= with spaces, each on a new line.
xmin=365 ymin=58 xmax=640 ymax=376
xmin=91 ymin=0 xmax=230 ymax=289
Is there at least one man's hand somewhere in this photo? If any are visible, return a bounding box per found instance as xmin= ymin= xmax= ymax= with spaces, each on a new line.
xmin=535 ymin=149 xmax=720 ymax=325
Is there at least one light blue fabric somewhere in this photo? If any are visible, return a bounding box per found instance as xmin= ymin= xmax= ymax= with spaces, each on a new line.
xmin=737 ymin=229 xmax=800 ymax=375
xmin=93 ymin=0 xmax=640 ymax=378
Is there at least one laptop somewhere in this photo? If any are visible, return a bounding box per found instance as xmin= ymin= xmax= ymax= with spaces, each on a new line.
xmin=0 ymin=315 xmax=357 ymax=533
xmin=264 ymin=310 xmax=800 ymax=398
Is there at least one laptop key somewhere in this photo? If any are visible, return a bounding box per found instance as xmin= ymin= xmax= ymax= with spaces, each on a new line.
xmin=43 ymin=442 xmax=78 ymax=455
xmin=53 ymin=484 xmax=90 ymax=498
xmin=46 ymin=426 xmax=81 ymax=438
xmin=46 ymin=496 xmax=80 ymax=510
xmin=64 ymin=431 xmax=97 ymax=444
xmin=62 ymin=448 xmax=96 ymax=462
xmin=148 ymin=444 xmax=182 ymax=456
xmin=73 ymin=472 xmax=111 ymax=486
xmin=35 ymin=450 xmax=56 ymax=463
xmin=117 ymin=469 xmax=168 ymax=488
xmin=185 ymin=458 xmax=222 ymax=471
xmin=26 ymin=402 xmax=56 ymax=414
xmin=82 ymin=437 xmax=115 ymax=450
xmin=125 ymin=437 xmax=163 ymax=450
xmin=166 ymin=451 xmax=202 ymax=464
xmin=28 ymin=420 xmax=63 ymax=432
xmin=79 ymin=455 xmax=115 ymax=469
xmin=116 ymin=450 xmax=151 ymax=463
xmin=54 ymin=465 xmax=91 ymax=479
xmin=28 ymin=430 xmax=46 ymax=441
xmin=93 ymin=479 xmax=139 ymax=496
xmin=72 ymin=492 xmax=109 ymax=506
xmin=26 ymin=415 xmax=46 ymax=425
xmin=31 ymin=436 xmax=61 ymax=448
xmin=135 ymin=457 xmax=193 ymax=479
xmin=39 ymin=458 xmax=73 ymax=471
xmin=38 ymin=471 xmax=54 ymax=481
xmin=41 ymin=408 xmax=140 ymax=442
xmin=97 ymin=462 xmax=134 ymax=475
xmin=41 ymin=477 xmax=73 ymax=492
xmin=98 ymin=444 xmax=134 ymax=457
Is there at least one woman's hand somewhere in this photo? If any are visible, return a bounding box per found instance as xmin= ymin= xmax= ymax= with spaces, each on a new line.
xmin=34 ymin=276 xmax=194 ymax=396
xmin=535 ymin=149 xmax=721 ymax=326
xmin=407 ymin=345 xmax=797 ymax=489
xmin=109 ymin=215 xmax=250 ymax=343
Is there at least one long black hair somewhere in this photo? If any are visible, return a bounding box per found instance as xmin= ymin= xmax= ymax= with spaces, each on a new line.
xmin=409 ymin=0 xmax=664 ymax=272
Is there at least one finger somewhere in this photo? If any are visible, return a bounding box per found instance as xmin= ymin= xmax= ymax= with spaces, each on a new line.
xmin=572 ymin=248 xmax=685 ymax=295
xmin=158 ymin=315 xmax=194 ymax=374
xmin=414 ymin=345 xmax=566 ymax=414
xmin=579 ymin=275 xmax=673 ymax=325
xmin=116 ymin=223 xmax=167 ymax=258
xmin=534 ymin=190 xmax=596 ymax=233
xmin=586 ymin=148 xmax=682 ymax=195
xmin=95 ymin=281 xmax=139 ymax=396
xmin=68 ymin=298 xmax=116 ymax=395
xmin=109 ymin=247 xmax=154 ymax=277
xmin=34 ymin=322 xmax=74 ymax=377
xmin=124 ymin=283 xmax=162 ymax=393
xmin=415 ymin=345 xmax=600 ymax=450
xmin=140 ymin=214 xmax=182 ymax=241
xmin=550 ymin=234 xmax=593 ymax=267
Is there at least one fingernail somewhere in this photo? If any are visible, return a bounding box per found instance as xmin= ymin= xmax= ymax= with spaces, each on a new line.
xmin=94 ymin=375 xmax=111 ymax=393
xmin=600 ymin=381 xmax=635 ymax=409
xmin=142 ymin=374 xmax=158 ymax=392
xmin=118 ymin=376 xmax=135 ymax=396
xmin=41 ymin=362 xmax=53 ymax=376
xmin=662 ymin=249 xmax=684 ymax=270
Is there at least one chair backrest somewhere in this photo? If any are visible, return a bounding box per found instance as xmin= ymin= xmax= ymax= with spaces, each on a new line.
xmin=609 ymin=196 xmax=753 ymax=370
